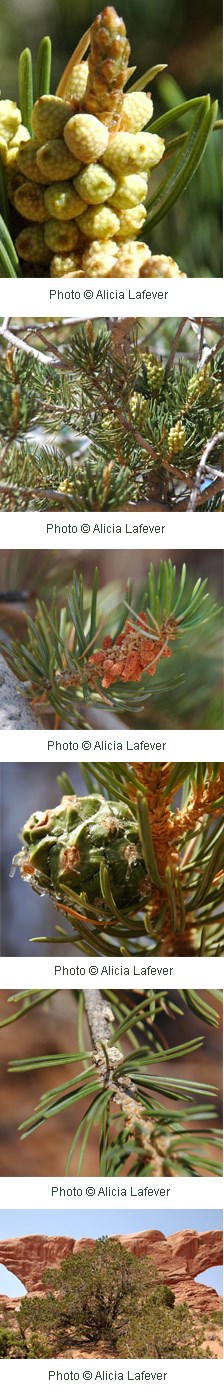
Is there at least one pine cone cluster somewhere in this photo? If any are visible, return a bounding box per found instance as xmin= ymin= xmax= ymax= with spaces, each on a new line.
xmin=0 ymin=98 xmax=30 ymax=176
xmin=167 ymin=422 xmax=187 ymax=454
xmin=2 ymin=8 xmax=185 ymax=278
xmin=144 ymin=352 xmax=164 ymax=390
xmin=187 ymin=362 xmax=212 ymax=403
xmin=87 ymin=613 xmax=173 ymax=687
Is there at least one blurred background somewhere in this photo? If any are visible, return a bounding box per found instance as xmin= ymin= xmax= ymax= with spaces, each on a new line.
xmin=1 ymin=761 xmax=88 ymax=956
xmin=3 ymin=315 xmax=223 ymax=350
xmin=0 ymin=548 xmax=223 ymax=733
xmin=0 ymin=0 xmax=222 ymax=275
xmin=0 ymin=989 xmax=222 ymax=1175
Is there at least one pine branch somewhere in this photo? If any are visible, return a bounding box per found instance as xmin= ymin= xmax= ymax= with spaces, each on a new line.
xmin=1 ymin=988 xmax=222 ymax=1178
xmin=0 ymin=319 xmax=223 ymax=509
xmin=0 ymin=561 xmax=221 ymax=730
xmin=0 ymin=480 xmax=77 ymax=509
xmin=187 ymin=431 xmax=224 ymax=511
xmin=83 ymin=989 xmax=145 ymax=1144
xmin=0 ymin=318 xmax=54 ymax=364
xmin=83 ymin=990 xmax=204 ymax=1178
xmin=11 ymin=762 xmax=224 ymax=958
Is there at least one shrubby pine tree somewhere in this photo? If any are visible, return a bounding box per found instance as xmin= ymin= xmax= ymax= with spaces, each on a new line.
xmin=0 ymin=1240 xmax=217 ymax=1358
xmin=0 ymin=1305 xmax=47 ymax=1358
xmin=117 ymin=1295 xmax=213 ymax=1359
xmin=0 ymin=1326 xmax=11 ymax=1357
xmin=0 ymin=317 xmax=223 ymax=509
xmin=0 ymin=986 xmax=222 ymax=1176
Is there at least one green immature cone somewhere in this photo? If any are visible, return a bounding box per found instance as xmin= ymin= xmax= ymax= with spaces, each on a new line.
xmin=15 ymin=793 xmax=146 ymax=912
xmin=32 ymin=96 xmax=73 ymax=142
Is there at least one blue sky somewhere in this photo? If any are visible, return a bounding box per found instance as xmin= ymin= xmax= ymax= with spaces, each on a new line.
xmin=0 ymin=1210 xmax=222 ymax=1297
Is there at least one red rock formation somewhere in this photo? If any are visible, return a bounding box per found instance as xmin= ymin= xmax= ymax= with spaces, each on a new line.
xmin=0 ymin=1234 xmax=75 ymax=1291
xmin=0 ymin=1229 xmax=222 ymax=1315
xmin=116 ymin=1229 xmax=223 ymax=1313
xmin=167 ymin=1228 xmax=223 ymax=1278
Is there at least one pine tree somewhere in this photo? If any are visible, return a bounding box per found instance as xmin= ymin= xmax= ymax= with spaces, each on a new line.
xmin=2 ymin=1240 xmax=215 ymax=1358
xmin=0 ymin=317 xmax=223 ymax=510
xmin=0 ymin=987 xmax=222 ymax=1176
xmin=0 ymin=1326 xmax=11 ymax=1357
xmin=117 ymin=1297 xmax=213 ymax=1360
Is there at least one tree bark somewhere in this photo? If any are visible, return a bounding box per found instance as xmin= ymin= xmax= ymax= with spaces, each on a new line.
xmin=0 ymin=653 xmax=41 ymax=729
xmin=83 ymin=989 xmax=172 ymax=1173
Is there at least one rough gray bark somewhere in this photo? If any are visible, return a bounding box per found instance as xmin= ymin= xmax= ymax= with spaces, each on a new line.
xmin=83 ymin=989 xmax=115 ymax=1047
xmin=0 ymin=654 xmax=40 ymax=729
xmin=83 ymin=988 xmax=137 ymax=1102
xmin=83 ymin=989 xmax=169 ymax=1172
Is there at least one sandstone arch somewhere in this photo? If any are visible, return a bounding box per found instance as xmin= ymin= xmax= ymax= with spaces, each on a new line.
xmin=0 ymin=1235 xmax=74 ymax=1292
xmin=0 ymin=1229 xmax=222 ymax=1315
xmin=0 ymin=1262 xmax=26 ymax=1300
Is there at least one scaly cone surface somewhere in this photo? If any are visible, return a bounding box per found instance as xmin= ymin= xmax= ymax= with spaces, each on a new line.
xmin=15 ymin=793 xmax=146 ymax=911
xmin=84 ymin=7 xmax=130 ymax=129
